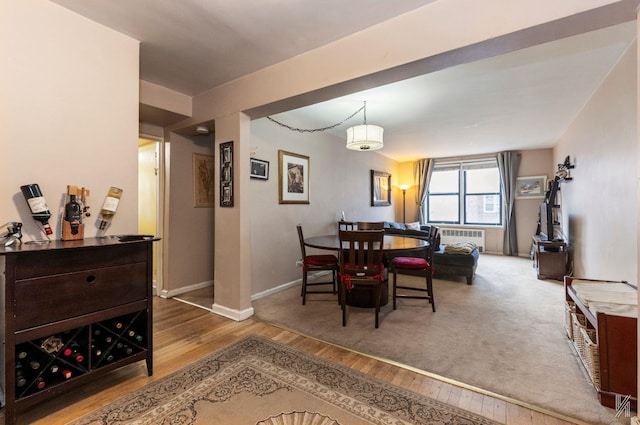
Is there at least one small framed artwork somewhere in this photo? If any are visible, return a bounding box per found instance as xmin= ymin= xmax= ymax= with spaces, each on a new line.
xmin=278 ymin=150 xmax=309 ymax=204
xmin=250 ymin=158 xmax=269 ymax=180
xmin=219 ymin=141 xmax=234 ymax=207
xmin=515 ymin=175 xmax=547 ymax=199
xmin=371 ymin=170 xmax=391 ymax=206
xmin=193 ymin=153 xmax=214 ymax=207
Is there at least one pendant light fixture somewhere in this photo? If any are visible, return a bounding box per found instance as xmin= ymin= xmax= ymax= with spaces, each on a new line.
xmin=346 ymin=101 xmax=383 ymax=151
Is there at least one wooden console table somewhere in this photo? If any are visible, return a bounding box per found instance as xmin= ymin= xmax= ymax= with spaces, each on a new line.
xmin=532 ymin=235 xmax=570 ymax=280
xmin=564 ymin=277 xmax=637 ymax=410
xmin=0 ymin=236 xmax=157 ymax=424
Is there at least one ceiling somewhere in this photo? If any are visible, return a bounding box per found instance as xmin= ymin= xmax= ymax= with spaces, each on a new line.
xmin=50 ymin=1 xmax=636 ymax=161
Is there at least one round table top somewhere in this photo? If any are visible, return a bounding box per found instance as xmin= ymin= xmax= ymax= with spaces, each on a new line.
xmin=304 ymin=234 xmax=428 ymax=252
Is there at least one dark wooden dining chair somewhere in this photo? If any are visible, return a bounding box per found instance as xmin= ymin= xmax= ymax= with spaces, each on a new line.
xmin=338 ymin=220 xmax=358 ymax=231
xmin=390 ymin=225 xmax=438 ymax=312
xmin=296 ymin=225 xmax=339 ymax=305
xmin=338 ymin=229 xmax=386 ymax=328
xmin=357 ymin=221 xmax=384 ymax=230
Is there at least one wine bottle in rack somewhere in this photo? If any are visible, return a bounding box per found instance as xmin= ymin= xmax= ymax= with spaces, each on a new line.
xmin=15 ymin=363 xmax=27 ymax=388
xmin=64 ymin=194 xmax=82 ymax=235
xmin=63 ymin=341 xmax=84 ymax=363
xmin=20 ymin=183 xmax=53 ymax=237
xmin=128 ymin=330 xmax=144 ymax=343
xmin=98 ymin=187 xmax=123 ymax=230
xmin=35 ymin=377 xmax=46 ymax=390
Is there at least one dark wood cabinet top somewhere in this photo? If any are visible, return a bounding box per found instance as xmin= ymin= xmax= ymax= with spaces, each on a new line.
xmin=0 ymin=235 xmax=158 ymax=255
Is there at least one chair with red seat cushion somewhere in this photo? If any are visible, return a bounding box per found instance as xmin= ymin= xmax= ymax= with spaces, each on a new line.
xmin=296 ymin=225 xmax=339 ymax=305
xmin=338 ymin=229 xmax=385 ymax=328
xmin=391 ymin=225 xmax=438 ymax=312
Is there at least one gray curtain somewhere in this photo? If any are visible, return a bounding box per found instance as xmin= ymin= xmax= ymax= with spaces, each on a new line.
xmin=497 ymin=151 xmax=521 ymax=255
xmin=413 ymin=158 xmax=434 ymax=224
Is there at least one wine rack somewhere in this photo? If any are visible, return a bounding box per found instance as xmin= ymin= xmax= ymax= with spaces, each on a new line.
xmin=0 ymin=237 xmax=156 ymax=425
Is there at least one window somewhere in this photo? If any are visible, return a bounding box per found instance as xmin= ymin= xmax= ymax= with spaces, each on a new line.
xmin=426 ymin=159 xmax=502 ymax=225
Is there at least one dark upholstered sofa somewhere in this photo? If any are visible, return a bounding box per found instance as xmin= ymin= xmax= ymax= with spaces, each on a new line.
xmin=383 ymin=222 xmax=479 ymax=285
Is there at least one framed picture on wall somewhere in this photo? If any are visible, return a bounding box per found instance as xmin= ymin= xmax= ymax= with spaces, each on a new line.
xmin=371 ymin=170 xmax=391 ymax=206
xmin=220 ymin=141 xmax=234 ymax=207
xmin=250 ymin=158 xmax=269 ymax=180
xmin=515 ymin=175 xmax=547 ymax=199
xmin=278 ymin=150 xmax=309 ymax=204
xmin=193 ymin=153 xmax=214 ymax=207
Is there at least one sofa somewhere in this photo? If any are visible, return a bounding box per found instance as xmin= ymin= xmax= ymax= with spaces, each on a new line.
xmin=383 ymin=221 xmax=479 ymax=285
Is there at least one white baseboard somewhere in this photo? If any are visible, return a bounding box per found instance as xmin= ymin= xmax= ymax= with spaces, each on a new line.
xmin=161 ymin=280 xmax=214 ymax=299
xmin=211 ymin=303 xmax=254 ymax=321
xmin=251 ymin=271 xmax=331 ymax=301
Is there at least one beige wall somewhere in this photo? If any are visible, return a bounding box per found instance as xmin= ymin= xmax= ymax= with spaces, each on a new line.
xmin=163 ymin=133 xmax=215 ymax=297
xmin=554 ymin=40 xmax=637 ymax=281
xmin=515 ymin=149 xmax=555 ymax=256
xmin=249 ymin=118 xmax=399 ymax=296
xmin=1 ymin=0 xmax=139 ymax=239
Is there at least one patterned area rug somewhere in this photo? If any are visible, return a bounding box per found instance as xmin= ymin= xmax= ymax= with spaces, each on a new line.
xmin=70 ymin=335 xmax=499 ymax=425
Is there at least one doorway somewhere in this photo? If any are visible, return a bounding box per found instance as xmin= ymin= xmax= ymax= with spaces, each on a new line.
xmin=138 ymin=136 xmax=162 ymax=294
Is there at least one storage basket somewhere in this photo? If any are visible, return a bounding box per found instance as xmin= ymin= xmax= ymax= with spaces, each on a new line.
xmin=564 ymin=300 xmax=575 ymax=340
xmin=580 ymin=326 xmax=600 ymax=387
xmin=571 ymin=311 xmax=588 ymax=357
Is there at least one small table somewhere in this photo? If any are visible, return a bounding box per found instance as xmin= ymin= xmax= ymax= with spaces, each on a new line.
xmin=532 ymin=235 xmax=570 ymax=280
xmin=305 ymin=234 xmax=428 ymax=252
xmin=304 ymin=234 xmax=428 ymax=307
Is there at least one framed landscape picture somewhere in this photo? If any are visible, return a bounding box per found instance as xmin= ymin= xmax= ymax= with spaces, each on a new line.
xmin=278 ymin=150 xmax=309 ymax=204
xmin=516 ymin=175 xmax=547 ymax=199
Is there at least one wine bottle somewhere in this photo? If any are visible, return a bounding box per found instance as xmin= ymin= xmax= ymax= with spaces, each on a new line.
xmin=98 ymin=187 xmax=123 ymax=230
xmin=127 ymin=330 xmax=144 ymax=343
xmin=92 ymin=345 xmax=102 ymax=357
xmin=20 ymin=184 xmax=53 ymax=236
xmin=64 ymin=194 xmax=82 ymax=235
xmin=63 ymin=342 xmax=84 ymax=363
xmin=35 ymin=377 xmax=46 ymax=390
xmin=15 ymin=363 xmax=27 ymax=388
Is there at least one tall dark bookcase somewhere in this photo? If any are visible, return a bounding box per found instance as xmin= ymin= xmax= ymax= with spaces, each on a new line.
xmin=0 ymin=236 xmax=157 ymax=424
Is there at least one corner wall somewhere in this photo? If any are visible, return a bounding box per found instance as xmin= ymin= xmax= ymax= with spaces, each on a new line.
xmin=163 ymin=133 xmax=215 ymax=296
xmin=555 ymin=40 xmax=637 ymax=280
xmin=0 ymin=1 xmax=140 ymax=238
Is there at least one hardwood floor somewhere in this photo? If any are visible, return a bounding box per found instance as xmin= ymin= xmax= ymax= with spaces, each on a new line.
xmin=11 ymin=296 xmax=582 ymax=425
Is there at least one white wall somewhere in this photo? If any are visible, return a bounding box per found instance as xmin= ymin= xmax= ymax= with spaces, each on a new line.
xmin=555 ymin=40 xmax=637 ymax=280
xmin=0 ymin=0 xmax=139 ymax=239
xmin=249 ymin=118 xmax=399 ymax=295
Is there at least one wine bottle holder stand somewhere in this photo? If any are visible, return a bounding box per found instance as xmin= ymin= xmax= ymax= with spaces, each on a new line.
xmin=14 ymin=311 xmax=147 ymax=400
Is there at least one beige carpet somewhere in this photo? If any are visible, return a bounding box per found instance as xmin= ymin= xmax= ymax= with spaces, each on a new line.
xmin=69 ymin=335 xmax=499 ymax=425
xmin=253 ymin=254 xmax=628 ymax=425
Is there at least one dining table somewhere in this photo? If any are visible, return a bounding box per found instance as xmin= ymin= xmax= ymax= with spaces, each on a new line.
xmin=304 ymin=233 xmax=429 ymax=308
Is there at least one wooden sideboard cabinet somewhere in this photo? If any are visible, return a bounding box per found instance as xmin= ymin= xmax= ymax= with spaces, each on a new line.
xmin=564 ymin=277 xmax=637 ymax=410
xmin=532 ymin=235 xmax=570 ymax=280
xmin=0 ymin=236 xmax=157 ymax=425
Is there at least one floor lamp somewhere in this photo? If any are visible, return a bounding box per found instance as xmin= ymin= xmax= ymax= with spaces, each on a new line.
xmin=399 ymin=185 xmax=410 ymax=223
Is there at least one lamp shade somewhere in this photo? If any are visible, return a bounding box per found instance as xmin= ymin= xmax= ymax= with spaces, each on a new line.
xmin=346 ymin=124 xmax=384 ymax=151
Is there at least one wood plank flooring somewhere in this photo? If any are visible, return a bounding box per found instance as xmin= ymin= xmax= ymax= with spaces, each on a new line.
xmin=10 ymin=296 xmax=583 ymax=425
